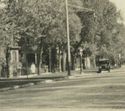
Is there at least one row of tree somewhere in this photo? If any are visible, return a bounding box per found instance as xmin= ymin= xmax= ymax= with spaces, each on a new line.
xmin=0 ymin=0 xmax=125 ymax=73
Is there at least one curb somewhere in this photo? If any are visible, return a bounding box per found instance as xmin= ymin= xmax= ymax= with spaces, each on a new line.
xmin=0 ymin=72 xmax=97 ymax=91
xmin=0 ymin=77 xmax=67 ymax=91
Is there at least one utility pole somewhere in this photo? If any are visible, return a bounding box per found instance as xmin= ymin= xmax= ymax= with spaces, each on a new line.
xmin=65 ymin=0 xmax=71 ymax=76
xmin=65 ymin=1 xmax=94 ymax=76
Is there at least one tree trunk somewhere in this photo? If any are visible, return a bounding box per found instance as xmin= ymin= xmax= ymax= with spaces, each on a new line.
xmin=71 ymin=54 xmax=76 ymax=70
xmin=48 ymin=47 xmax=52 ymax=72
xmin=37 ymin=38 xmax=43 ymax=75
xmin=80 ymin=55 xmax=83 ymax=74
xmin=6 ymin=47 xmax=10 ymax=78
xmin=62 ymin=50 xmax=66 ymax=72
xmin=37 ymin=51 xmax=41 ymax=75
xmin=59 ymin=48 xmax=62 ymax=72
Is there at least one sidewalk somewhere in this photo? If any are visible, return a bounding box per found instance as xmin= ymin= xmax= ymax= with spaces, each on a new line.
xmin=0 ymin=70 xmax=97 ymax=89
xmin=0 ymin=69 xmax=97 ymax=80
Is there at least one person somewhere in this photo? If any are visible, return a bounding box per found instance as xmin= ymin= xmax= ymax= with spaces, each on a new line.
xmin=30 ymin=63 xmax=36 ymax=74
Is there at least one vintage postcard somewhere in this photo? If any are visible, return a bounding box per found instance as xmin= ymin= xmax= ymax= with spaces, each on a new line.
xmin=0 ymin=0 xmax=125 ymax=111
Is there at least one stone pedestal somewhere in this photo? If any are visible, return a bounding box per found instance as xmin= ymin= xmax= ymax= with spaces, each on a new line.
xmin=8 ymin=46 xmax=20 ymax=78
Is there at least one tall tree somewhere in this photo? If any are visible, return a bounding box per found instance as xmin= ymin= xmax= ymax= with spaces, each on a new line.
xmin=79 ymin=0 xmax=125 ymax=66
xmin=21 ymin=0 xmax=83 ymax=72
xmin=0 ymin=0 xmax=83 ymax=73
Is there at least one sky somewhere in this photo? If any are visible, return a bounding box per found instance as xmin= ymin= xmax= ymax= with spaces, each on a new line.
xmin=110 ymin=0 xmax=125 ymax=24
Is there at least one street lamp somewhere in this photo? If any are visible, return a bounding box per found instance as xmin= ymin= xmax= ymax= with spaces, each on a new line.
xmin=79 ymin=47 xmax=83 ymax=74
xmin=118 ymin=53 xmax=122 ymax=67
xmin=65 ymin=0 xmax=71 ymax=76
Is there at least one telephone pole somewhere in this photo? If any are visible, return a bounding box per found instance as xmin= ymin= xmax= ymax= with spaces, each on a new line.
xmin=65 ymin=0 xmax=94 ymax=76
xmin=65 ymin=0 xmax=71 ymax=76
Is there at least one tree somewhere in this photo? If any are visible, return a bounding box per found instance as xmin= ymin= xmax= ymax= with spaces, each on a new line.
xmin=0 ymin=0 xmax=83 ymax=74
xmin=21 ymin=0 xmax=83 ymax=72
xmin=79 ymin=0 xmax=125 ymax=67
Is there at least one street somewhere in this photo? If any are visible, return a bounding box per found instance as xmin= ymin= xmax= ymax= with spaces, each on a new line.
xmin=0 ymin=66 xmax=125 ymax=110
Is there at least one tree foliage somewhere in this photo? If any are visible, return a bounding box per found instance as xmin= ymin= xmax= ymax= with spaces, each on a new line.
xmin=22 ymin=0 xmax=82 ymax=48
xmin=79 ymin=0 xmax=125 ymax=64
xmin=0 ymin=0 xmax=125 ymax=67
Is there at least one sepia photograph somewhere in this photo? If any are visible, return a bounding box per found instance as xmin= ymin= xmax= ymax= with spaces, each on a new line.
xmin=0 ymin=0 xmax=125 ymax=111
